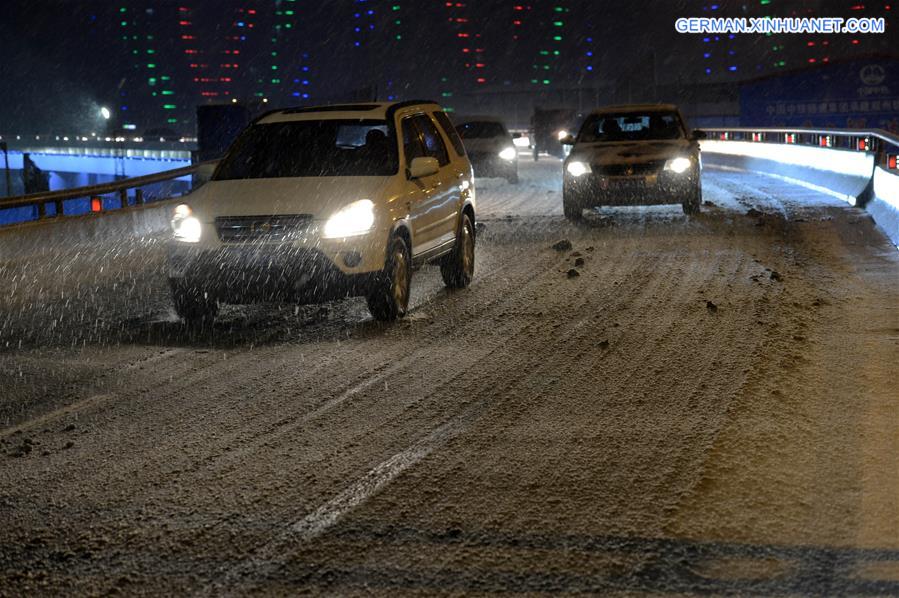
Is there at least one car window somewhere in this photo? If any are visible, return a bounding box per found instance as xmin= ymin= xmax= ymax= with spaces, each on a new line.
xmin=577 ymin=112 xmax=685 ymax=143
xmin=214 ymin=119 xmax=398 ymax=179
xmin=412 ymin=114 xmax=450 ymax=167
xmin=433 ymin=111 xmax=467 ymax=157
xmin=457 ymin=121 xmax=507 ymax=139
xmin=401 ymin=116 xmax=427 ymax=165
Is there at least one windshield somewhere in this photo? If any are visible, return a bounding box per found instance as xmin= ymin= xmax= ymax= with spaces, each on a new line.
xmin=578 ymin=111 xmax=685 ymax=143
xmin=214 ymin=119 xmax=398 ymax=179
xmin=457 ymin=121 xmax=507 ymax=139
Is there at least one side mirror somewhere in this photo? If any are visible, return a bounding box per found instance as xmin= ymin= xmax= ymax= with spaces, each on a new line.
xmin=511 ymin=132 xmax=522 ymax=140
xmin=408 ymin=156 xmax=440 ymax=179
xmin=560 ymin=134 xmax=576 ymax=146
xmin=692 ymin=130 xmax=707 ymax=140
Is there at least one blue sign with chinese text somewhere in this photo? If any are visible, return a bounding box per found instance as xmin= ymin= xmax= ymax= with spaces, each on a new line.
xmin=740 ymin=58 xmax=899 ymax=133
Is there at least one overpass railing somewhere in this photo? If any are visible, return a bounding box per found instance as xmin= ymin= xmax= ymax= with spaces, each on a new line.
xmin=0 ymin=161 xmax=216 ymax=227
xmin=699 ymin=126 xmax=899 ymax=246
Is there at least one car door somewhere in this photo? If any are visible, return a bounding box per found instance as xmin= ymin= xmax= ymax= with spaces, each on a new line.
xmin=400 ymin=114 xmax=456 ymax=257
xmin=410 ymin=114 xmax=458 ymax=254
xmin=399 ymin=115 xmax=434 ymax=255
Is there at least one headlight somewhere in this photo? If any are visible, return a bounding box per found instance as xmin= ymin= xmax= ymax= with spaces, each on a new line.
xmin=498 ymin=147 xmax=517 ymax=161
xmin=323 ymin=199 xmax=375 ymax=239
xmin=172 ymin=204 xmax=201 ymax=243
xmin=665 ymin=157 xmax=692 ymax=174
xmin=557 ymin=130 xmax=569 ymax=141
xmin=566 ymin=161 xmax=591 ymax=177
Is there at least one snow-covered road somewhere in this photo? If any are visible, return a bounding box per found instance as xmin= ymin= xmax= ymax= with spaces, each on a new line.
xmin=0 ymin=161 xmax=897 ymax=595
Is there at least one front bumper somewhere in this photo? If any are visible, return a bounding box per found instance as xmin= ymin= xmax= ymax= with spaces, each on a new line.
xmin=564 ymin=170 xmax=698 ymax=206
xmin=168 ymin=244 xmax=383 ymax=303
xmin=167 ymin=226 xmax=390 ymax=303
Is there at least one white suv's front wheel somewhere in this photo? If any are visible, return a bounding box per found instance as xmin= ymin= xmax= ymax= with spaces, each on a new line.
xmin=170 ymin=280 xmax=218 ymax=325
xmin=366 ymin=235 xmax=411 ymax=321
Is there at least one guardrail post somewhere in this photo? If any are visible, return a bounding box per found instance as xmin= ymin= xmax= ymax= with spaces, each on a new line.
xmin=119 ymin=188 xmax=128 ymax=209
xmin=135 ymin=188 xmax=144 ymax=206
xmin=54 ymin=199 xmax=63 ymax=217
xmin=37 ymin=201 xmax=46 ymax=219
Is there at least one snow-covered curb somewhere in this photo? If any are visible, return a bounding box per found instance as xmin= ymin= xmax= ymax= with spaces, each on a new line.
xmin=701 ymin=141 xmax=898 ymax=248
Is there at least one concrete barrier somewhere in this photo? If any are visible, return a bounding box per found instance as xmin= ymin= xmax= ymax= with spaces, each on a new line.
xmin=700 ymin=140 xmax=875 ymax=205
xmin=868 ymin=167 xmax=899 ymax=247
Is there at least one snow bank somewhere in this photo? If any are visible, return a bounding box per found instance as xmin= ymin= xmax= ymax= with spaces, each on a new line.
xmin=701 ymin=139 xmax=898 ymax=247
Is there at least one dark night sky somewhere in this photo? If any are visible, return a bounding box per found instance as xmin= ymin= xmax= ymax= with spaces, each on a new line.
xmin=0 ymin=1 xmax=895 ymax=133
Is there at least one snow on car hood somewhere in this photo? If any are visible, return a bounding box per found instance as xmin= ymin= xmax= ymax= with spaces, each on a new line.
xmin=182 ymin=176 xmax=396 ymax=223
xmin=571 ymin=139 xmax=693 ymax=166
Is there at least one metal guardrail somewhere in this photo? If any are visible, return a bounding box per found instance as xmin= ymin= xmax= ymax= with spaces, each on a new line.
xmin=701 ymin=127 xmax=899 ymax=170
xmin=0 ymin=160 xmax=216 ymax=221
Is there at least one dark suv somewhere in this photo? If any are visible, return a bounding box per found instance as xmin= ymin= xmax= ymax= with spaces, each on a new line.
xmin=562 ymin=104 xmax=703 ymax=219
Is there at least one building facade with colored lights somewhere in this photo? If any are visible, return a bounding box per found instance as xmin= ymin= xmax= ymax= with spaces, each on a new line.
xmin=108 ymin=1 xmax=894 ymax=133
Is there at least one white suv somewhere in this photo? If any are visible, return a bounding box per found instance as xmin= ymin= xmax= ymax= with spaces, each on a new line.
xmin=168 ymin=101 xmax=476 ymax=322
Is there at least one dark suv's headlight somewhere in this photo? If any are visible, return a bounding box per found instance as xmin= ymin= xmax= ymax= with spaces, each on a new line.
xmin=566 ymin=161 xmax=591 ymax=177
xmin=664 ymin=157 xmax=692 ymax=174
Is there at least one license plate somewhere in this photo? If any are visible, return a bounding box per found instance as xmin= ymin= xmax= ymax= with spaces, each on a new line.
xmin=610 ymin=177 xmax=646 ymax=189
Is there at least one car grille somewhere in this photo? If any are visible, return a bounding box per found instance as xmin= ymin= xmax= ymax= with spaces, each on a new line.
xmin=215 ymin=215 xmax=313 ymax=243
xmin=594 ymin=160 xmax=666 ymax=176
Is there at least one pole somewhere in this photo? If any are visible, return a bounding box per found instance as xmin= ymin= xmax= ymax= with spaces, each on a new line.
xmin=0 ymin=142 xmax=10 ymax=197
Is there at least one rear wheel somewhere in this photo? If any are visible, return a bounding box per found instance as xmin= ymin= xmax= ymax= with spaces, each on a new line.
xmin=366 ymin=235 xmax=411 ymax=321
xmin=171 ymin=280 xmax=218 ymax=325
xmin=441 ymin=213 xmax=475 ymax=289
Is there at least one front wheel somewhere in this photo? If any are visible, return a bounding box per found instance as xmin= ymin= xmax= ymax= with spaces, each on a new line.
xmin=563 ymin=192 xmax=583 ymax=221
xmin=366 ymin=235 xmax=411 ymax=321
xmin=682 ymin=182 xmax=702 ymax=215
xmin=170 ymin=280 xmax=218 ymax=324
xmin=441 ymin=213 xmax=475 ymax=289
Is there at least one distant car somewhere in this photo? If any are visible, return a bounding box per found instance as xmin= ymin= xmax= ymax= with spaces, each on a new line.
xmin=456 ymin=117 xmax=519 ymax=184
xmin=561 ymin=104 xmax=704 ymax=219
xmin=168 ymin=100 xmax=476 ymax=323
